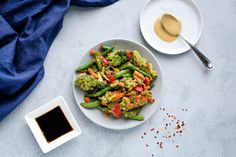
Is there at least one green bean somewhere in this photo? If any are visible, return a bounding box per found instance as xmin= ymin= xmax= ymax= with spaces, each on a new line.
xmin=119 ymin=62 xmax=152 ymax=78
xmin=75 ymin=60 xmax=94 ymax=73
xmin=80 ymin=101 xmax=100 ymax=108
xmin=102 ymin=47 xmax=115 ymax=56
xmin=101 ymin=45 xmax=111 ymax=51
xmin=86 ymin=81 xmax=119 ymax=97
xmin=125 ymin=115 xmax=144 ymax=121
xmin=97 ymin=106 xmax=109 ymax=113
xmin=95 ymin=53 xmax=102 ymax=71
xmin=123 ymin=73 xmax=133 ymax=78
xmin=114 ymin=69 xmax=131 ymax=78
xmin=125 ymin=108 xmax=142 ymax=117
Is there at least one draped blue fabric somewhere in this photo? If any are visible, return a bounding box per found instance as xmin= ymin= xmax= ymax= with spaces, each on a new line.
xmin=0 ymin=0 xmax=118 ymax=121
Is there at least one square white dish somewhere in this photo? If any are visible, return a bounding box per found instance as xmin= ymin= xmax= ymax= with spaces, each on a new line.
xmin=25 ymin=96 xmax=81 ymax=153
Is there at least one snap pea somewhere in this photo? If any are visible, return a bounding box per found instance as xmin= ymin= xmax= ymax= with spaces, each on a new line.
xmin=95 ymin=53 xmax=102 ymax=71
xmin=86 ymin=81 xmax=119 ymax=97
xmin=119 ymin=62 xmax=152 ymax=78
xmin=102 ymin=47 xmax=115 ymax=56
xmin=80 ymin=101 xmax=100 ymax=108
xmin=114 ymin=69 xmax=131 ymax=78
xmin=125 ymin=115 xmax=144 ymax=121
xmin=101 ymin=45 xmax=111 ymax=51
xmin=123 ymin=73 xmax=133 ymax=78
xmin=97 ymin=106 xmax=109 ymax=113
xmin=75 ymin=60 xmax=94 ymax=73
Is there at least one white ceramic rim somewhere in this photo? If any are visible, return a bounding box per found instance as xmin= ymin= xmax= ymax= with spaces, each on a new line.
xmin=72 ymin=38 xmax=163 ymax=130
xmin=140 ymin=0 xmax=203 ymax=55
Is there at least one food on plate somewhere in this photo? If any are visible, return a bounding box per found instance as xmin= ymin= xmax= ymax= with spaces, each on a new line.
xmin=74 ymin=45 xmax=158 ymax=121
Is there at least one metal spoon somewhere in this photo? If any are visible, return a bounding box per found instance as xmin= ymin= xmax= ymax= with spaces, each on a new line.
xmin=161 ymin=14 xmax=213 ymax=70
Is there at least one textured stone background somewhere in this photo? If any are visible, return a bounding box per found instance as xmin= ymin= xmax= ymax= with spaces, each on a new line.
xmin=0 ymin=0 xmax=236 ymax=156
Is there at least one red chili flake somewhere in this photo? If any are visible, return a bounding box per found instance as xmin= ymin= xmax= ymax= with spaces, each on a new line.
xmin=176 ymin=124 xmax=181 ymax=130
xmin=163 ymin=108 xmax=165 ymax=111
xmin=146 ymin=144 xmax=149 ymax=147
xmin=166 ymin=123 xmax=168 ymax=126
xmin=156 ymin=131 xmax=159 ymax=134
xmin=176 ymin=145 xmax=179 ymax=148
xmin=151 ymin=128 xmax=155 ymax=131
xmin=180 ymin=130 xmax=182 ymax=133
xmin=144 ymin=132 xmax=146 ymax=135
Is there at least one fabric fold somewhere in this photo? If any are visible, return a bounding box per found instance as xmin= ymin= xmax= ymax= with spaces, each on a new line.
xmin=0 ymin=0 xmax=118 ymax=121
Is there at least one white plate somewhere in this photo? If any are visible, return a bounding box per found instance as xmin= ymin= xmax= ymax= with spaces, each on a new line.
xmin=72 ymin=39 xmax=163 ymax=130
xmin=140 ymin=0 xmax=203 ymax=55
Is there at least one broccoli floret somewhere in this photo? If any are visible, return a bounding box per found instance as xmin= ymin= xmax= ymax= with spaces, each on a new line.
xmin=99 ymin=91 xmax=114 ymax=106
xmin=133 ymin=50 xmax=147 ymax=67
xmin=121 ymin=77 xmax=137 ymax=91
xmin=108 ymin=51 xmax=128 ymax=67
xmin=106 ymin=51 xmax=118 ymax=61
xmin=74 ymin=74 xmax=98 ymax=91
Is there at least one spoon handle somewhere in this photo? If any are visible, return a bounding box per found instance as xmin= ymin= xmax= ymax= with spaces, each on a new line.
xmin=180 ymin=36 xmax=213 ymax=70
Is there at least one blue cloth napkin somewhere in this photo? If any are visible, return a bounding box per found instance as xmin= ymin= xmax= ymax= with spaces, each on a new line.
xmin=0 ymin=0 xmax=118 ymax=121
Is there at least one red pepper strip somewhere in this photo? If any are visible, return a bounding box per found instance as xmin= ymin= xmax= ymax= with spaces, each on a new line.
xmin=127 ymin=50 xmax=132 ymax=61
xmin=111 ymin=103 xmax=122 ymax=118
xmin=144 ymin=77 xmax=150 ymax=86
xmin=100 ymin=55 xmax=109 ymax=66
xmin=134 ymin=86 xmax=143 ymax=92
xmin=106 ymin=73 xmax=116 ymax=83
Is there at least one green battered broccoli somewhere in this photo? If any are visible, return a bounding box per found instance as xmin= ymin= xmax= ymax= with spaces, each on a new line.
xmin=74 ymin=74 xmax=98 ymax=91
xmin=107 ymin=51 xmax=128 ymax=67
xmin=120 ymin=77 xmax=137 ymax=91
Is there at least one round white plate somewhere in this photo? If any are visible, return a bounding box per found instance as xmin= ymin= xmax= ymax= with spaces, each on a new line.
xmin=72 ymin=39 xmax=163 ymax=130
xmin=140 ymin=0 xmax=203 ymax=55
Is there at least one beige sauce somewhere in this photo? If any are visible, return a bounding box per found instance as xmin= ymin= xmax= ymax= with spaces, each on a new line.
xmin=161 ymin=14 xmax=182 ymax=36
xmin=153 ymin=14 xmax=182 ymax=43
xmin=154 ymin=17 xmax=177 ymax=43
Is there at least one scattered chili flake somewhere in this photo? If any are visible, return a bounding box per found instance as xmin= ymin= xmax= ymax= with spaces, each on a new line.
xmin=151 ymin=128 xmax=155 ymax=131
xmin=144 ymin=132 xmax=146 ymax=135
xmin=154 ymin=136 xmax=157 ymax=139
xmin=146 ymin=144 xmax=149 ymax=147
xmin=176 ymin=145 xmax=179 ymax=148
xmin=156 ymin=131 xmax=159 ymax=134
xmin=176 ymin=124 xmax=181 ymax=130
xmin=152 ymin=154 xmax=154 ymax=157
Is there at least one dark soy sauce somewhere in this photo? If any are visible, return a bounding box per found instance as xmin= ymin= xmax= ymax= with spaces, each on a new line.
xmin=36 ymin=106 xmax=73 ymax=143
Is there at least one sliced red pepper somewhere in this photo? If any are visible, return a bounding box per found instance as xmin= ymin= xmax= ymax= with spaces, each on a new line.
xmin=144 ymin=77 xmax=150 ymax=86
xmin=111 ymin=103 xmax=122 ymax=118
xmin=134 ymin=86 xmax=143 ymax=92
xmin=127 ymin=50 xmax=132 ymax=61
xmin=100 ymin=55 xmax=109 ymax=66
xmin=106 ymin=73 xmax=116 ymax=83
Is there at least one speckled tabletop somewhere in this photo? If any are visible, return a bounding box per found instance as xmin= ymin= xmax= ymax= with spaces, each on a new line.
xmin=1 ymin=0 xmax=236 ymax=156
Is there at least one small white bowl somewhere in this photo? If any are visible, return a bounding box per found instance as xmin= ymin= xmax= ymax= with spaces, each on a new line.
xmin=25 ymin=96 xmax=81 ymax=153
